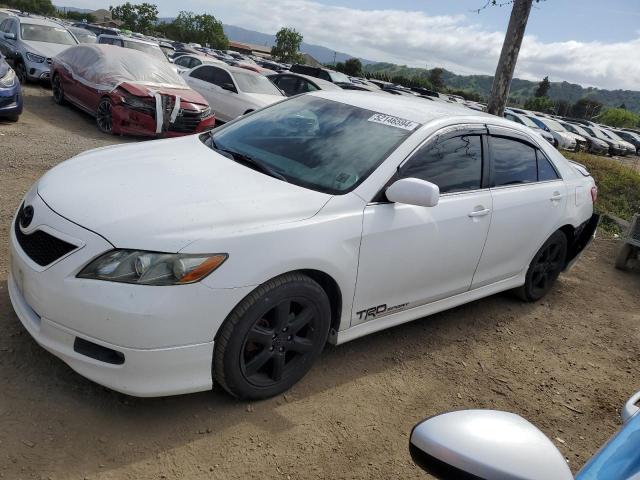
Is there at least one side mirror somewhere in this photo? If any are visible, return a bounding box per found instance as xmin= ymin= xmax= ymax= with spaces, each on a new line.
xmin=410 ymin=410 xmax=574 ymax=480
xmin=622 ymin=390 xmax=640 ymax=424
xmin=221 ymin=82 xmax=237 ymax=93
xmin=3 ymin=32 xmax=16 ymax=40
xmin=386 ymin=178 xmax=439 ymax=207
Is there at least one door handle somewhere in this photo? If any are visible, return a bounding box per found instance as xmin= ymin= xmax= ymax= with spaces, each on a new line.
xmin=468 ymin=208 xmax=491 ymax=218
xmin=550 ymin=192 xmax=562 ymax=201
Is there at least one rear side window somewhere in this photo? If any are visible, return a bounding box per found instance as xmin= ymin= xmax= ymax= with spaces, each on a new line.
xmin=537 ymin=151 xmax=559 ymax=181
xmin=274 ymin=75 xmax=300 ymax=95
xmin=401 ymin=135 xmax=483 ymax=194
xmin=490 ymin=136 xmax=537 ymax=186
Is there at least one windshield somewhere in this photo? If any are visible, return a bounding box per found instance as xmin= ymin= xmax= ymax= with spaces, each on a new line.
xmin=602 ymin=129 xmax=624 ymax=141
xmin=205 ymin=95 xmax=418 ymax=194
xmin=516 ymin=114 xmax=539 ymax=128
xmin=21 ymin=24 xmax=77 ymax=45
xmin=234 ymin=70 xmax=283 ymax=95
xmin=329 ymin=70 xmax=352 ymax=84
xmin=570 ymin=124 xmax=590 ymax=137
xmin=123 ymin=40 xmax=166 ymax=61
xmin=585 ymin=127 xmax=608 ymax=140
xmin=542 ymin=118 xmax=566 ymax=132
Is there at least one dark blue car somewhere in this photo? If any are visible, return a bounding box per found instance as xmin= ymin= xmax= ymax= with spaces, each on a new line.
xmin=0 ymin=53 xmax=22 ymax=121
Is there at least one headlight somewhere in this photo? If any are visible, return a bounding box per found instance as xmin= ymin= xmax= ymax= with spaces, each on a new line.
xmin=77 ymin=250 xmax=227 ymax=285
xmin=119 ymin=91 xmax=154 ymax=112
xmin=25 ymin=52 xmax=46 ymax=63
xmin=0 ymin=68 xmax=15 ymax=87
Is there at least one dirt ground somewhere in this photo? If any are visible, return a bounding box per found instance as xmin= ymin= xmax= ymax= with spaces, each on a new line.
xmin=1 ymin=85 xmax=639 ymax=480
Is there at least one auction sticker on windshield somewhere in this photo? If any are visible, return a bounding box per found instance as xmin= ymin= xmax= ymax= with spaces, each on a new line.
xmin=368 ymin=113 xmax=420 ymax=131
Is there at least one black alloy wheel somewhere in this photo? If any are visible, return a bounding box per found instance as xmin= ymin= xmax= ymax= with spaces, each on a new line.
xmin=515 ymin=231 xmax=567 ymax=302
xmin=96 ymin=97 xmax=113 ymax=134
xmin=214 ymin=273 xmax=331 ymax=399
xmin=52 ymin=75 xmax=65 ymax=105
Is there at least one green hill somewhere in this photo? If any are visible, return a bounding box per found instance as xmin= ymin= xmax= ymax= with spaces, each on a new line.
xmin=364 ymin=63 xmax=640 ymax=112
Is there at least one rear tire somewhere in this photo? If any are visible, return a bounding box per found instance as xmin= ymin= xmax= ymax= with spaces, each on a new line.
xmin=515 ymin=231 xmax=567 ymax=302
xmin=615 ymin=244 xmax=633 ymax=271
xmin=214 ymin=273 xmax=331 ymax=400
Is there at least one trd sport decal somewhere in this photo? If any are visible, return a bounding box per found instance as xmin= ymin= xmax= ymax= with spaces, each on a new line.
xmin=356 ymin=302 xmax=409 ymax=321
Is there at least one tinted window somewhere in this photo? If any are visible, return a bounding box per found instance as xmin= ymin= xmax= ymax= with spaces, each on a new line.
xmin=209 ymin=67 xmax=233 ymax=87
xmin=401 ymin=135 xmax=483 ymax=194
xmin=491 ymin=136 xmax=537 ymax=186
xmin=174 ymin=56 xmax=190 ymax=67
xmin=300 ymin=79 xmax=319 ymax=92
xmin=190 ymin=65 xmax=214 ymax=82
xmin=274 ymin=75 xmax=301 ymax=96
xmin=537 ymin=151 xmax=559 ymax=181
xmin=0 ymin=20 xmax=9 ymax=33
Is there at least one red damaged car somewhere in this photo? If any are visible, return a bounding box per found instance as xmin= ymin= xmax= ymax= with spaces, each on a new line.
xmin=51 ymin=44 xmax=215 ymax=137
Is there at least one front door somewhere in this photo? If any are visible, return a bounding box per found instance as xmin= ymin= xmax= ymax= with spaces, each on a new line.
xmin=352 ymin=132 xmax=492 ymax=326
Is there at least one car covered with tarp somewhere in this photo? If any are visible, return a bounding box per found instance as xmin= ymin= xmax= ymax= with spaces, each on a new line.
xmin=50 ymin=44 xmax=215 ymax=137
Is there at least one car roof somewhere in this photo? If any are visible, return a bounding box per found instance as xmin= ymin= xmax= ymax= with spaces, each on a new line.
xmin=99 ymin=34 xmax=158 ymax=46
xmin=308 ymin=90 xmax=493 ymax=125
xmin=15 ymin=16 xmax=65 ymax=27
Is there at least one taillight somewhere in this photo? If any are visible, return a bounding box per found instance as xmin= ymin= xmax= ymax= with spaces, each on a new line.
xmin=591 ymin=186 xmax=598 ymax=203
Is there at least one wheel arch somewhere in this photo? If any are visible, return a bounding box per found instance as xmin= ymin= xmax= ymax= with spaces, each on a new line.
xmin=214 ymin=268 xmax=343 ymax=342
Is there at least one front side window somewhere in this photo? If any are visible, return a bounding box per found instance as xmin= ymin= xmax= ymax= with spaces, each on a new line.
xmin=204 ymin=95 xmax=418 ymax=194
xmin=190 ymin=65 xmax=214 ymax=82
xmin=273 ymin=75 xmax=300 ymax=96
xmin=490 ymin=136 xmax=538 ymax=186
xmin=401 ymin=135 xmax=483 ymax=194
xmin=210 ymin=67 xmax=233 ymax=87
xmin=21 ymin=24 xmax=77 ymax=45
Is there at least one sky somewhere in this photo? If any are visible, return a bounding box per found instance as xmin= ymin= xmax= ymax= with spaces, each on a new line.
xmin=63 ymin=0 xmax=640 ymax=90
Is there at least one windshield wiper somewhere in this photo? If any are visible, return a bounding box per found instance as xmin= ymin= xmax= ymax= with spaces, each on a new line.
xmin=209 ymin=136 xmax=287 ymax=182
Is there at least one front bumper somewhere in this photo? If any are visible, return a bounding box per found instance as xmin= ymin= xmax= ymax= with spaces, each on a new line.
xmin=8 ymin=191 xmax=253 ymax=396
xmin=25 ymin=60 xmax=51 ymax=81
xmin=0 ymin=85 xmax=22 ymax=117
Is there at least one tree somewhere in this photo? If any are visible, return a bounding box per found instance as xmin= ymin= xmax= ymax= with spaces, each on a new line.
xmin=553 ymin=99 xmax=571 ymax=116
xmin=571 ymin=98 xmax=603 ymax=120
xmin=524 ymin=96 xmax=554 ymax=113
xmin=334 ymin=62 xmax=345 ymax=73
xmin=534 ymin=76 xmax=551 ymax=98
xmin=57 ymin=9 xmax=96 ymax=22
xmin=110 ymin=2 xmax=158 ymax=34
xmin=271 ymin=27 xmax=304 ymax=64
xmin=3 ymin=0 xmax=54 ymax=15
xmin=157 ymin=11 xmax=228 ymax=49
xmin=428 ymin=67 xmax=445 ymax=90
xmin=487 ymin=0 xmax=534 ymax=116
xmin=598 ymin=108 xmax=640 ymax=128
xmin=343 ymin=58 xmax=363 ymax=77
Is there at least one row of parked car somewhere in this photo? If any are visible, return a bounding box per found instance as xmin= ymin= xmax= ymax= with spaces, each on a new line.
xmin=2 ymin=8 xmax=640 ymax=158
xmin=503 ymin=107 xmax=640 ymax=157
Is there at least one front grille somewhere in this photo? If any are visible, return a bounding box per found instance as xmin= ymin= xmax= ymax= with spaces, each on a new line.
xmin=14 ymin=204 xmax=77 ymax=267
xmin=170 ymin=107 xmax=211 ymax=133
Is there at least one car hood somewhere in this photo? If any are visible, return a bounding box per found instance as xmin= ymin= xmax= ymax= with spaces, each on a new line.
xmin=37 ymin=135 xmax=331 ymax=252
xmin=22 ymin=41 xmax=73 ymax=59
xmin=119 ymin=82 xmax=208 ymax=108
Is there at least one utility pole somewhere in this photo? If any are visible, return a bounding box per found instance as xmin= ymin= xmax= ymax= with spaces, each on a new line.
xmin=487 ymin=0 xmax=533 ymax=116
xmin=333 ymin=51 xmax=336 ymax=66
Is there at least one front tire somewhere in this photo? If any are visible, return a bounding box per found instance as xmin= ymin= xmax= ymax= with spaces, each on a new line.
xmin=515 ymin=231 xmax=567 ymax=302
xmin=14 ymin=61 xmax=27 ymax=84
xmin=214 ymin=273 xmax=331 ymax=400
xmin=96 ymin=97 xmax=113 ymax=134
xmin=52 ymin=75 xmax=66 ymax=105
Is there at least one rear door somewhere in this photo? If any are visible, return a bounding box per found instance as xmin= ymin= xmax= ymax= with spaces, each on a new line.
xmin=352 ymin=128 xmax=493 ymax=325
xmin=471 ymin=127 xmax=567 ymax=288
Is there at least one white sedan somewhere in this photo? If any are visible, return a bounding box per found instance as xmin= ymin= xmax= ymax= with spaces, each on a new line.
xmin=182 ymin=63 xmax=284 ymax=123
xmin=9 ymin=92 xmax=598 ymax=399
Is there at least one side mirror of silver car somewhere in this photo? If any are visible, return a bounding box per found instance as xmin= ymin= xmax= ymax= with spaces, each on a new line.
xmin=386 ymin=178 xmax=439 ymax=208
xmin=410 ymin=410 xmax=574 ymax=480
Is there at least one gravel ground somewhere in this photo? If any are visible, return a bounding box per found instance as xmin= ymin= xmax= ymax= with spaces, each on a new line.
xmin=1 ymin=85 xmax=639 ymax=480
